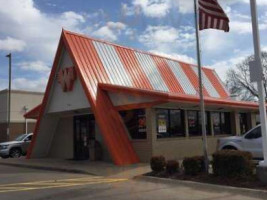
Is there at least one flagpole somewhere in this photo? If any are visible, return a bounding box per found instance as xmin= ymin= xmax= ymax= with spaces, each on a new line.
xmin=250 ymin=0 xmax=267 ymax=166
xmin=194 ymin=0 xmax=209 ymax=173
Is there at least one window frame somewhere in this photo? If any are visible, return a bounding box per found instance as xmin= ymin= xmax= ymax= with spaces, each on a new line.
xmin=211 ymin=111 xmax=231 ymax=135
xmin=239 ymin=113 xmax=249 ymax=135
xmin=187 ymin=110 xmax=211 ymax=137
xmin=156 ymin=108 xmax=185 ymax=139
xmin=119 ymin=108 xmax=147 ymax=140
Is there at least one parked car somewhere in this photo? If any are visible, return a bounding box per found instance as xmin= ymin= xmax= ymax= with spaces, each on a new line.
xmin=217 ymin=125 xmax=263 ymax=159
xmin=0 ymin=133 xmax=33 ymax=158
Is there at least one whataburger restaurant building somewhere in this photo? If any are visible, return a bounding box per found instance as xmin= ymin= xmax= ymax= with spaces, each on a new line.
xmin=25 ymin=30 xmax=261 ymax=165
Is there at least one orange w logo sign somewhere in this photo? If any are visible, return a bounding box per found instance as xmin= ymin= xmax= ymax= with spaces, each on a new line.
xmin=57 ymin=66 xmax=77 ymax=92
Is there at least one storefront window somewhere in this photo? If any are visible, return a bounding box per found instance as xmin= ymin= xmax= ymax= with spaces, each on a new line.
xmin=188 ymin=111 xmax=198 ymax=136
xmin=156 ymin=109 xmax=185 ymax=138
xmin=188 ymin=110 xmax=210 ymax=136
xmin=212 ymin=112 xmax=231 ymax=135
xmin=239 ymin=113 xmax=248 ymax=134
xmin=119 ymin=109 xmax=146 ymax=139
xmin=256 ymin=114 xmax=260 ymax=125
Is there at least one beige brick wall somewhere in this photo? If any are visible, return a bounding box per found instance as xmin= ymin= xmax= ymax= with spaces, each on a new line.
xmin=146 ymin=108 xmax=257 ymax=162
xmin=152 ymin=137 xmax=219 ymax=160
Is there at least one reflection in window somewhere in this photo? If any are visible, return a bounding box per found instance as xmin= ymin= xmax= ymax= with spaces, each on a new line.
xmin=188 ymin=110 xmax=210 ymax=136
xmin=239 ymin=113 xmax=248 ymax=135
xmin=211 ymin=112 xmax=231 ymax=135
xmin=119 ymin=109 xmax=146 ymax=139
xmin=156 ymin=109 xmax=185 ymax=138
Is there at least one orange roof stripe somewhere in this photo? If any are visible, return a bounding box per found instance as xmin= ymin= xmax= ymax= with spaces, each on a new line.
xmin=179 ymin=62 xmax=210 ymax=97
xmin=152 ymin=56 xmax=184 ymax=93
xmin=115 ymin=46 xmax=153 ymax=90
xmin=203 ymin=68 xmax=229 ymax=98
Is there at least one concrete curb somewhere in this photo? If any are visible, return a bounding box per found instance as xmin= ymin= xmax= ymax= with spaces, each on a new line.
xmin=0 ymin=161 xmax=96 ymax=176
xmin=134 ymin=175 xmax=267 ymax=198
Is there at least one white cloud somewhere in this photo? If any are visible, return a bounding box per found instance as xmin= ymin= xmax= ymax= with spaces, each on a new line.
xmin=107 ymin=21 xmax=126 ymax=30
xmin=201 ymin=30 xmax=233 ymax=53
xmin=0 ymin=0 xmax=86 ymax=61
xmin=121 ymin=3 xmax=141 ymax=16
xmin=150 ymin=50 xmax=196 ymax=64
xmin=139 ymin=25 xmax=195 ymax=54
xmin=12 ymin=77 xmax=48 ymax=92
xmin=122 ymin=0 xmax=266 ymax=18
xmin=139 ymin=25 xmax=179 ymax=44
xmin=92 ymin=21 xmax=129 ymax=41
xmin=207 ymin=55 xmax=248 ymax=81
xmin=92 ymin=26 xmax=117 ymax=41
xmin=172 ymin=0 xmax=193 ymax=14
xmin=0 ymin=37 xmax=26 ymax=51
xmin=132 ymin=0 xmax=170 ymax=18
xmin=139 ymin=25 xmax=196 ymax=65
xmin=227 ymin=9 xmax=267 ymax=34
xmin=121 ymin=0 xmax=197 ymax=17
xmin=122 ymin=0 xmax=193 ymax=17
xmin=19 ymin=61 xmax=50 ymax=73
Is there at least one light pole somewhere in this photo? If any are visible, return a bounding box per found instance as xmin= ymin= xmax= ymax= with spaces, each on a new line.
xmin=23 ymin=106 xmax=28 ymax=134
xmin=6 ymin=53 xmax=11 ymax=141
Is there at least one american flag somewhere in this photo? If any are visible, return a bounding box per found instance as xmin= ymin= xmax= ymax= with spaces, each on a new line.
xmin=199 ymin=0 xmax=230 ymax=32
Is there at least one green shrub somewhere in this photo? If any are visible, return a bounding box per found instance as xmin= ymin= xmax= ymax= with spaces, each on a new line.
xmin=150 ymin=156 xmax=166 ymax=172
xmin=182 ymin=156 xmax=205 ymax=176
xmin=166 ymin=160 xmax=179 ymax=174
xmin=212 ymin=150 xmax=253 ymax=178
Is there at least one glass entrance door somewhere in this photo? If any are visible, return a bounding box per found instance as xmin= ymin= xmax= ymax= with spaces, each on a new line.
xmin=73 ymin=115 xmax=95 ymax=160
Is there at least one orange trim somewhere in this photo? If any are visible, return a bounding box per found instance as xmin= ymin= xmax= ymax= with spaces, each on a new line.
xmin=115 ymin=100 xmax=166 ymax=111
xmin=24 ymin=104 xmax=41 ymax=119
xmin=99 ymin=83 xmax=260 ymax=110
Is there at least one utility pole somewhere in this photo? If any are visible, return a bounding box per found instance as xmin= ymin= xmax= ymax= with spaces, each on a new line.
xmin=250 ymin=0 xmax=267 ymax=166
xmin=6 ymin=53 xmax=11 ymax=141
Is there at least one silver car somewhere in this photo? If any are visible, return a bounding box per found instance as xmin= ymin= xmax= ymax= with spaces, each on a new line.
xmin=0 ymin=133 xmax=33 ymax=158
xmin=217 ymin=125 xmax=263 ymax=159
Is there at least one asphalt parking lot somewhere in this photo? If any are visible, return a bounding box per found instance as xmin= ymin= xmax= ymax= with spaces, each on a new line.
xmin=0 ymin=164 xmax=266 ymax=200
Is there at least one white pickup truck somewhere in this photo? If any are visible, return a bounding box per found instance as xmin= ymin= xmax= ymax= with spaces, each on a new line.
xmin=217 ymin=125 xmax=263 ymax=159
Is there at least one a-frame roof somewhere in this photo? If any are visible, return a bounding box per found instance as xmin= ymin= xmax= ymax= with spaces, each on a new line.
xmin=25 ymin=29 xmax=260 ymax=122
xmin=62 ymin=29 xmax=229 ymax=100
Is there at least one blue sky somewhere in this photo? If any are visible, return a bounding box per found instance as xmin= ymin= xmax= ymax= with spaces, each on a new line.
xmin=0 ymin=0 xmax=267 ymax=92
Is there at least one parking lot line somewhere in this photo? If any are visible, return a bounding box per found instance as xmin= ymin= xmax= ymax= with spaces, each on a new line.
xmin=0 ymin=177 xmax=128 ymax=193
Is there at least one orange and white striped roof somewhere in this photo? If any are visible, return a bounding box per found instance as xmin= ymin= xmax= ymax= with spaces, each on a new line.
xmin=63 ymin=30 xmax=229 ymax=100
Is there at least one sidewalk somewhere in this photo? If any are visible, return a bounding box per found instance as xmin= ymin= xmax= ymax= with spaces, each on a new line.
xmin=0 ymin=158 xmax=150 ymax=178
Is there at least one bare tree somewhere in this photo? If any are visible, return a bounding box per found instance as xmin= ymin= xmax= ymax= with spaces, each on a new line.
xmin=225 ymin=51 xmax=267 ymax=101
